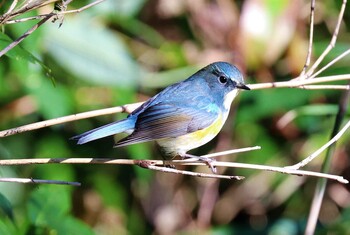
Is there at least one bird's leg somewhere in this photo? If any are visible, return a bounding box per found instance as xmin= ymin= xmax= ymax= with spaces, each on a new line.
xmin=181 ymin=153 xmax=217 ymax=174
xmin=157 ymin=145 xmax=176 ymax=168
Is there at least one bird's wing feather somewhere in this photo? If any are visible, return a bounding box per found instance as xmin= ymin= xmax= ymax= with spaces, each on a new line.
xmin=115 ymin=100 xmax=219 ymax=147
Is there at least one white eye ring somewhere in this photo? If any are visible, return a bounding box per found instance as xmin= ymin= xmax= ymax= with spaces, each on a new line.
xmin=218 ymin=75 xmax=228 ymax=84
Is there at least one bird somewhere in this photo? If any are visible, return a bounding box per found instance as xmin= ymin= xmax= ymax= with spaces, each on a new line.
xmin=71 ymin=62 xmax=250 ymax=172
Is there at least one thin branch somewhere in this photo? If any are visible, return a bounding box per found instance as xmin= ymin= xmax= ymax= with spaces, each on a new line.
xmin=0 ymin=0 xmax=58 ymax=24
xmin=60 ymin=0 xmax=105 ymax=14
xmin=310 ymin=48 xmax=350 ymax=79
xmin=0 ymin=102 xmax=143 ymax=137
xmin=201 ymin=146 xmax=261 ymax=158
xmin=249 ymin=74 xmax=350 ymax=90
xmin=5 ymin=0 xmax=106 ymax=24
xmin=5 ymin=0 xmax=18 ymax=15
xmin=277 ymin=104 xmax=339 ymax=129
xmin=300 ymin=0 xmax=315 ymax=77
xmin=0 ymin=0 xmax=18 ymax=24
xmin=0 ymin=0 xmax=106 ymax=58
xmin=0 ymin=13 xmax=55 ymax=58
xmin=142 ymin=164 xmax=244 ymax=180
xmin=304 ymin=0 xmax=347 ymax=78
xmin=299 ymin=85 xmax=350 ymax=90
xmin=0 ymin=157 xmax=347 ymax=184
xmin=286 ymin=119 xmax=350 ymax=170
xmin=305 ymin=81 xmax=350 ymax=235
xmin=5 ymin=15 xmax=47 ymax=24
xmin=0 ymin=177 xmax=81 ymax=186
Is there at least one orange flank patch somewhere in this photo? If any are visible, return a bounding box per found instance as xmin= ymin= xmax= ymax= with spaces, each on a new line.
xmin=186 ymin=115 xmax=224 ymax=143
xmin=156 ymin=113 xmax=225 ymax=155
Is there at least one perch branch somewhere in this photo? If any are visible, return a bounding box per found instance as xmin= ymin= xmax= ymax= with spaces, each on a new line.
xmin=0 ymin=155 xmax=347 ymax=184
xmin=0 ymin=177 xmax=80 ymax=186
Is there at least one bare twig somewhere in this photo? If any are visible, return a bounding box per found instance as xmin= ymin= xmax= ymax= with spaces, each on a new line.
xmin=0 ymin=0 xmax=106 ymax=58
xmin=304 ymin=0 xmax=347 ymax=78
xmin=5 ymin=0 xmax=105 ymax=24
xmin=141 ymin=163 xmax=244 ymax=180
xmin=0 ymin=0 xmax=18 ymax=24
xmin=0 ymin=102 xmax=143 ymax=137
xmin=0 ymin=0 xmax=58 ymax=24
xmin=299 ymin=85 xmax=350 ymax=90
xmin=5 ymin=15 xmax=48 ymax=24
xmin=5 ymin=0 xmax=18 ymax=15
xmin=4 ymin=0 xmax=106 ymax=24
xmin=0 ymin=13 xmax=55 ymax=58
xmin=277 ymin=104 xmax=338 ymax=129
xmin=310 ymin=48 xmax=350 ymax=79
xmin=300 ymin=0 xmax=315 ymax=77
xmin=0 ymin=177 xmax=81 ymax=186
xmin=286 ymin=119 xmax=350 ymax=170
xmin=61 ymin=0 xmax=105 ymax=14
xmin=0 ymin=156 xmax=347 ymax=184
xmin=249 ymin=74 xmax=350 ymax=90
xmin=201 ymin=146 xmax=261 ymax=158
xmin=305 ymin=82 xmax=350 ymax=235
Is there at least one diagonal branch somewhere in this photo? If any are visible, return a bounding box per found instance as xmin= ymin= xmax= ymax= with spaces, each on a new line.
xmin=0 ymin=13 xmax=55 ymax=58
xmin=300 ymin=0 xmax=315 ymax=77
xmin=304 ymin=0 xmax=347 ymax=78
xmin=0 ymin=102 xmax=143 ymax=137
xmin=305 ymin=81 xmax=350 ymax=235
xmin=286 ymin=119 xmax=350 ymax=170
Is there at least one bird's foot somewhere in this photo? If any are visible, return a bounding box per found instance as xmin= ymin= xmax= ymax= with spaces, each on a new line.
xmin=181 ymin=154 xmax=217 ymax=174
xmin=163 ymin=163 xmax=176 ymax=169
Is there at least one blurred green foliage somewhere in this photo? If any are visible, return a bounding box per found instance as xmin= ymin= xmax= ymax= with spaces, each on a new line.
xmin=0 ymin=0 xmax=350 ymax=234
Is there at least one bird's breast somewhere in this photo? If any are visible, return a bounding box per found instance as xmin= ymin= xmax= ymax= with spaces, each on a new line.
xmin=223 ymin=89 xmax=239 ymax=110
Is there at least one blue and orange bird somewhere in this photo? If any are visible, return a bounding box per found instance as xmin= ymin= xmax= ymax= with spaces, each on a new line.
xmin=72 ymin=62 xmax=250 ymax=172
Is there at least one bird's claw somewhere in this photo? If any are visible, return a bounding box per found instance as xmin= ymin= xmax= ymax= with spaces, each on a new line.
xmin=181 ymin=154 xmax=217 ymax=174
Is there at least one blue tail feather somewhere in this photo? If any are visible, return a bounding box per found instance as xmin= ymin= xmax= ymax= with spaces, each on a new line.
xmin=71 ymin=117 xmax=135 ymax=145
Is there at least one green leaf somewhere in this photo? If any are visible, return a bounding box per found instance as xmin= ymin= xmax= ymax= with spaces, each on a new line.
xmin=27 ymin=75 xmax=73 ymax=119
xmin=92 ymin=0 xmax=147 ymax=18
xmin=269 ymin=219 xmax=299 ymax=235
xmin=44 ymin=14 xmax=140 ymax=87
xmin=0 ymin=217 xmax=18 ymax=235
xmin=27 ymin=186 xmax=71 ymax=227
xmin=91 ymin=172 xmax=127 ymax=210
xmin=54 ymin=217 xmax=94 ymax=235
xmin=0 ymin=193 xmax=14 ymax=220
xmin=0 ymin=32 xmax=51 ymax=73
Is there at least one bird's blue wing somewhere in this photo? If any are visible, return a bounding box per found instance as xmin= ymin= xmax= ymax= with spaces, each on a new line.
xmin=115 ymin=99 xmax=220 ymax=147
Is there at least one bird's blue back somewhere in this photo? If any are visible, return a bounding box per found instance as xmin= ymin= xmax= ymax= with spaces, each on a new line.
xmin=72 ymin=62 xmax=246 ymax=148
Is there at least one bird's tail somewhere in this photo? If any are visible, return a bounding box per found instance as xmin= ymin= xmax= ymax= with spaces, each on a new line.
xmin=71 ymin=117 xmax=136 ymax=145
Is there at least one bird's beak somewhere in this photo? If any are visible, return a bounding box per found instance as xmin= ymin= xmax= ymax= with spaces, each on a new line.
xmin=236 ymin=83 xmax=250 ymax=90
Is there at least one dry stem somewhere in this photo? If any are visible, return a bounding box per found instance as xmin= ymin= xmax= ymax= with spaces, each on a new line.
xmin=0 ymin=177 xmax=81 ymax=186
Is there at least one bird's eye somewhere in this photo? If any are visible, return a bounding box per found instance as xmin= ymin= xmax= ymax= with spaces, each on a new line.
xmin=218 ymin=75 xmax=228 ymax=84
